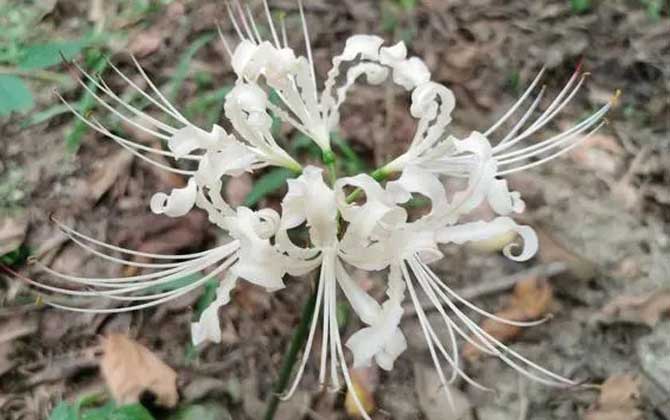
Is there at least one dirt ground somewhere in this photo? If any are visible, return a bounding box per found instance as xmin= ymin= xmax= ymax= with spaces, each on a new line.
xmin=1 ymin=0 xmax=669 ymax=419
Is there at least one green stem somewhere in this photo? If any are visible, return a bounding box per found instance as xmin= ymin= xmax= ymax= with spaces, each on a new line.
xmin=263 ymin=281 xmax=318 ymax=420
xmin=322 ymin=149 xmax=337 ymax=186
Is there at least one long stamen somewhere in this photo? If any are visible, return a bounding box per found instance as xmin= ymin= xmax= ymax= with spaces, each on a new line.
xmin=73 ymin=62 xmax=177 ymax=135
xmin=418 ymin=261 xmax=575 ymax=386
xmin=263 ymin=0 xmax=281 ymax=48
xmin=484 ymin=68 xmax=546 ymax=137
xmin=50 ymin=217 xmax=230 ymax=260
xmin=43 ymin=258 xmax=234 ymax=314
xmin=298 ymin=0 xmax=318 ymax=100
xmin=318 ymin=258 xmax=331 ymax=386
xmin=497 ymin=121 xmax=606 ymax=175
xmin=410 ymin=260 xmax=494 ymax=391
xmin=328 ymin=259 xmax=340 ymax=389
xmin=408 ymin=257 xmax=460 ymax=383
xmin=226 ymin=2 xmax=246 ymax=42
xmin=129 ymin=55 xmax=188 ymax=123
xmin=245 ymin=5 xmax=263 ymax=44
xmin=280 ymin=254 xmax=326 ymax=401
xmin=106 ymin=59 xmax=184 ymax=124
xmin=233 ymin=0 xmax=256 ymax=42
xmin=497 ymin=73 xmax=586 ymax=156
xmin=401 ymin=262 xmax=457 ymax=409
xmin=216 ymin=23 xmax=234 ymax=59
xmin=496 ymin=107 xmax=608 ymax=164
xmin=497 ymin=85 xmax=546 ymax=146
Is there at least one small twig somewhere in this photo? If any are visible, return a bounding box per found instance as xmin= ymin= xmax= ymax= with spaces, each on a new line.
xmin=517 ymin=375 xmax=529 ymax=420
xmin=0 ymin=66 xmax=72 ymax=85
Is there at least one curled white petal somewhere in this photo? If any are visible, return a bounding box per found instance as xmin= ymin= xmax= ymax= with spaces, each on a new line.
xmin=379 ymin=41 xmax=407 ymax=66
xmin=436 ymin=217 xmax=538 ymax=261
xmin=340 ymin=35 xmax=384 ymax=61
xmin=393 ymin=57 xmax=431 ymax=91
xmin=345 ymin=264 xmax=407 ymax=370
xmin=150 ymin=178 xmax=197 ymax=217
xmin=195 ymin=143 xmax=259 ymax=186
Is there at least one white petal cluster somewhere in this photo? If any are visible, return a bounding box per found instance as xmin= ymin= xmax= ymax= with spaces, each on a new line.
xmin=40 ymin=2 xmax=619 ymax=418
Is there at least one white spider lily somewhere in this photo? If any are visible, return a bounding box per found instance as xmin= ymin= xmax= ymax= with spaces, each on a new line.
xmin=220 ymin=0 xmax=431 ymax=153
xmin=25 ymin=3 xmax=621 ymax=418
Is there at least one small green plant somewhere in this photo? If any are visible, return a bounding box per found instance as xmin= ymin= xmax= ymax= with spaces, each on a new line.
xmin=570 ymin=0 xmax=592 ymax=13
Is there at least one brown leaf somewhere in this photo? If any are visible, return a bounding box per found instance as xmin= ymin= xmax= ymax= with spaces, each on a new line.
xmin=584 ymin=374 xmax=643 ymax=420
xmin=567 ymin=132 xmax=624 ymax=175
xmin=464 ymin=276 xmax=553 ymax=360
xmin=536 ymin=227 xmax=597 ymax=281
xmin=600 ymin=290 xmax=670 ymax=327
xmin=86 ymin=150 xmax=133 ymax=203
xmin=345 ymin=366 xmax=378 ymax=418
xmin=129 ymin=30 xmax=164 ymax=58
xmin=225 ymin=174 xmax=253 ymax=207
xmin=0 ymin=212 xmax=28 ymax=256
xmin=100 ymin=334 xmax=178 ymax=408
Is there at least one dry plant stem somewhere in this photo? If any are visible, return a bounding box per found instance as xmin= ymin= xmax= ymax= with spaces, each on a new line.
xmin=0 ymin=65 xmax=72 ymax=85
xmin=263 ymin=276 xmax=319 ymax=420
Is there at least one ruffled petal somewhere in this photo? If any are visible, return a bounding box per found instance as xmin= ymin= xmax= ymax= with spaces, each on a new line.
xmin=336 ymin=260 xmax=380 ymax=325
xmin=436 ymin=216 xmax=538 ymax=261
xmin=392 ymin=57 xmax=431 ymax=91
xmin=225 ymin=207 xmax=287 ymax=291
xmin=379 ymin=41 xmax=407 ymax=66
xmin=486 ymin=178 xmax=526 ymax=215
xmin=191 ymin=272 xmax=238 ymax=345
xmin=167 ymin=125 xmax=222 ymax=158
xmin=335 ymin=173 xmax=407 ymax=244
xmin=340 ymin=35 xmax=385 ymax=61
xmin=280 ymin=166 xmax=338 ymax=247
xmin=385 ymin=165 xmax=448 ymax=222
xmin=345 ymin=294 xmax=406 ymax=370
xmin=150 ymin=177 xmax=197 ymax=217
xmin=194 ymin=143 xmax=259 ymax=186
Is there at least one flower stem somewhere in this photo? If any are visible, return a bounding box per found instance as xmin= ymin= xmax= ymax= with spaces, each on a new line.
xmin=263 ymin=280 xmax=318 ymax=420
xmin=322 ymin=149 xmax=337 ymax=186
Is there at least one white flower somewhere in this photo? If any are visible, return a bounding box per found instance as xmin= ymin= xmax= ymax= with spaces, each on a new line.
xmin=221 ymin=3 xmax=435 ymax=154
xmin=31 ymin=3 xmax=621 ymax=419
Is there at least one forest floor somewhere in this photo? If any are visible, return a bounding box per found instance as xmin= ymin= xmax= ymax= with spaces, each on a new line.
xmin=1 ymin=0 xmax=669 ymax=419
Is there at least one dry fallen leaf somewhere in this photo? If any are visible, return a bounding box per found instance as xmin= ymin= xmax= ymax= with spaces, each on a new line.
xmin=536 ymin=226 xmax=596 ymax=281
xmin=464 ymin=276 xmax=553 ymax=360
xmin=100 ymin=334 xmax=178 ymax=408
xmin=567 ymin=132 xmax=624 ymax=175
xmin=0 ymin=212 xmax=29 ymax=256
xmin=600 ymin=290 xmax=670 ymax=327
xmin=128 ymin=30 xmax=164 ymax=58
xmin=413 ymin=362 xmax=472 ymax=420
xmin=584 ymin=374 xmax=643 ymax=420
xmin=345 ymin=366 xmax=378 ymax=418
xmin=86 ymin=150 xmax=133 ymax=203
